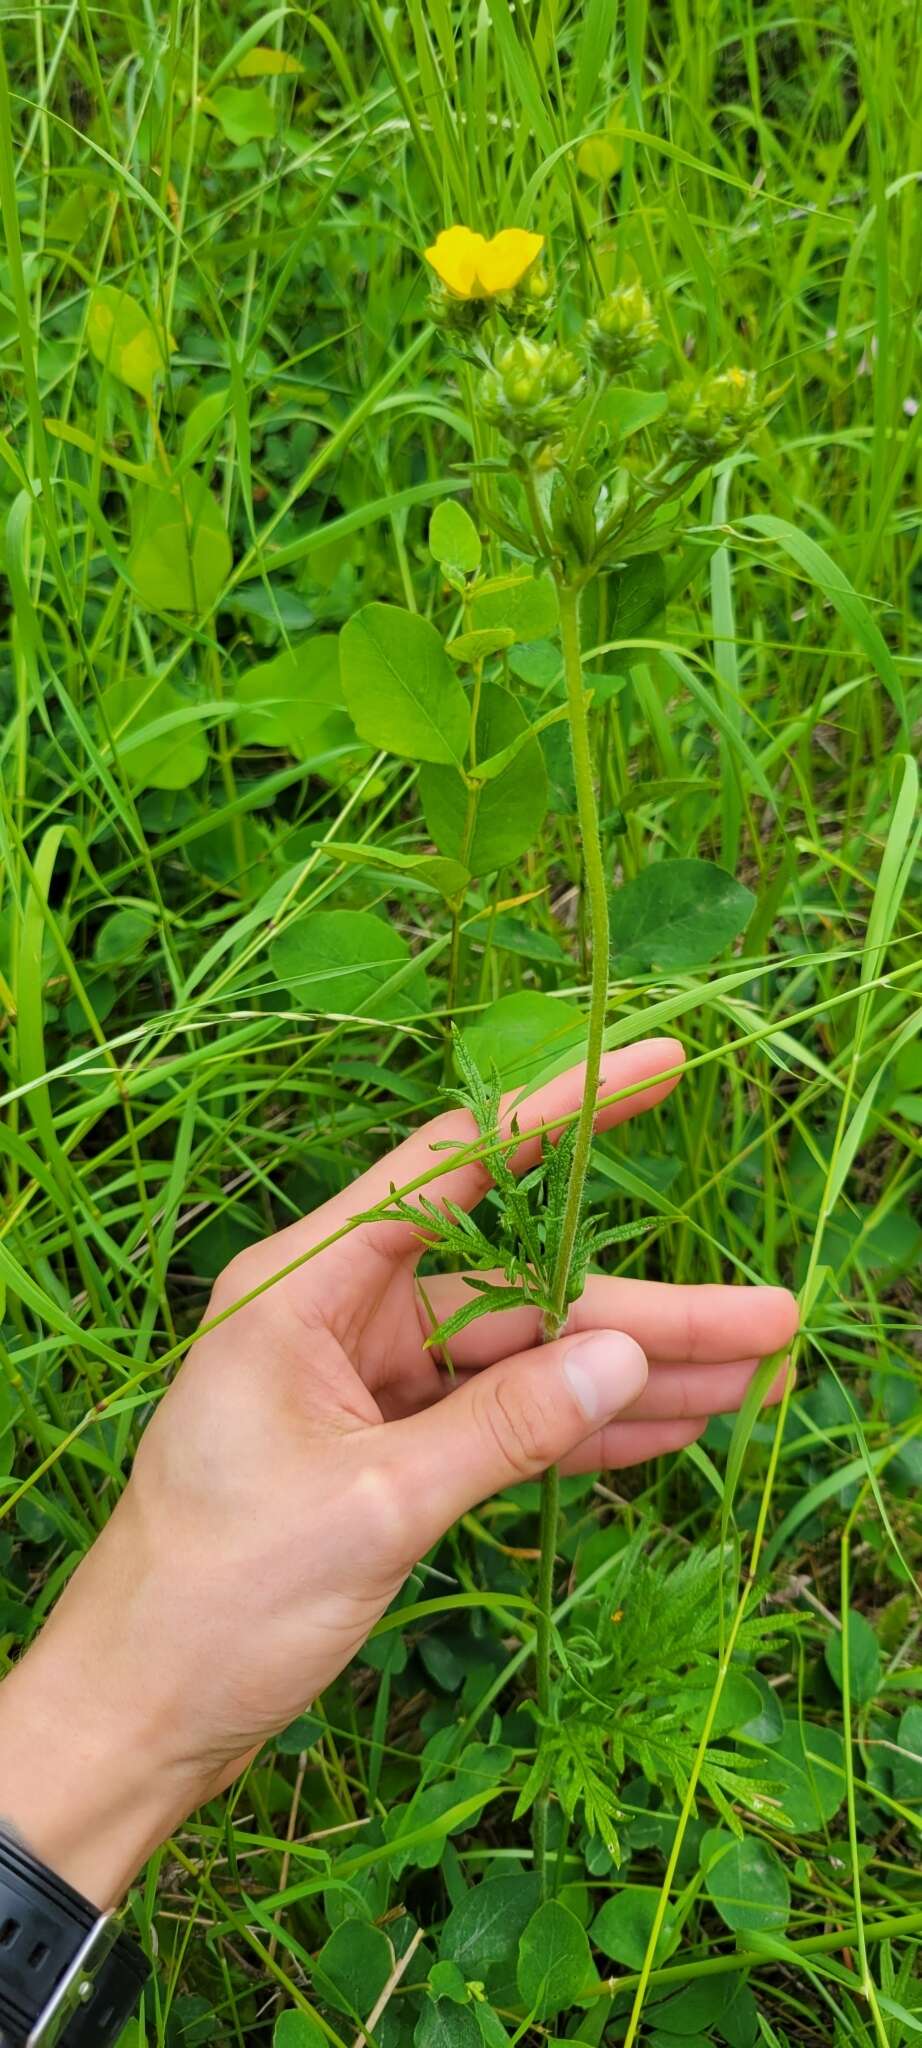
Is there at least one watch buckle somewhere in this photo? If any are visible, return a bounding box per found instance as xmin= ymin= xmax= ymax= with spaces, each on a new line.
xmin=27 ymin=1914 xmax=119 ymax=2047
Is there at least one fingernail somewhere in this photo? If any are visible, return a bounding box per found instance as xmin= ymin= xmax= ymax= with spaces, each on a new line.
xmin=562 ymin=1331 xmax=648 ymax=1423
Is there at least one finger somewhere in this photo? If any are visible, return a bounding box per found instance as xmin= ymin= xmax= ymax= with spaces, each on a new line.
xmin=208 ymin=1041 xmax=683 ymax=1310
xmin=559 ymin=1417 xmax=706 ymax=1473
xmin=326 ymin=1037 xmax=685 ymax=1261
xmin=612 ymin=1357 xmax=791 ymax=1422
xmin=433 ymin=1356 xmax=791 ymax=1423
xmin=384 ymin=1328 xmax=648 ymax=1542
xmin=420 ymin=1274 xmax=800 ymax=1369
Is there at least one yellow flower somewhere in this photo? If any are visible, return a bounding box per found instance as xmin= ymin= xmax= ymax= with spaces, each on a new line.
xmin=424 ymin=225 xmax=545 ymax=300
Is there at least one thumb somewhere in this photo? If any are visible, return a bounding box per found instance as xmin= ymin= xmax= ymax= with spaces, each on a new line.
xmin=390 ymin=1329 xmax=648 ymax=1546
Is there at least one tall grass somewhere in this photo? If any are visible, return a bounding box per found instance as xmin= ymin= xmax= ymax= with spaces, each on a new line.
xmin=0 ymin=1 xmax=919 ymax=2042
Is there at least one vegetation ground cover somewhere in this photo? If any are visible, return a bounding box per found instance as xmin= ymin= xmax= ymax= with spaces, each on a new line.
xmin=0 ymin=2 xmax=920 ymax=2044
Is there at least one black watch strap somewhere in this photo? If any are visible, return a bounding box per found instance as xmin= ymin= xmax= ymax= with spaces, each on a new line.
xmin=0 ymin=1834 xmax=149 ymax=2047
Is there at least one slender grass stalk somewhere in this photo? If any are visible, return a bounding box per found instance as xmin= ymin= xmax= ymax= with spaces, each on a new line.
xmin=534 ymin=574 xmax=611 ymax=1892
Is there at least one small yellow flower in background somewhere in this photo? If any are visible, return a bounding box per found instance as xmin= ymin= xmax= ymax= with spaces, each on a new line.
xmin=425 ymin=225 xmax=545 ymax=300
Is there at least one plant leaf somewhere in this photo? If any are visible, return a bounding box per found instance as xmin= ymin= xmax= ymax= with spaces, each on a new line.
xmin=339 ymin=604 xmax=470 ymax=764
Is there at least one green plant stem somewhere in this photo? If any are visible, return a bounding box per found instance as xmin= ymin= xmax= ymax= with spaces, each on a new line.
xmin=534 ymin=575 xmax=611 ymax=1895
xmin=443 ymin=659 xmax=484 ymax=1076
xmin=582 ymin=1908 xmax=922 ymax=2001
xmin=547 ymin=579 xmax=611 ymax=1329
xmin=532 ymin=1459 xmax=559 ymax=1891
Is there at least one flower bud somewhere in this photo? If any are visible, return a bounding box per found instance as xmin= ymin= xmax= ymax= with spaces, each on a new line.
xmin=498 ymin=263 xmax=557 ymax=333
xmin=667 ymin=366 xmax=762 ymax=457
xmin=476 ymin=336 xmax=585 ymax=445
xmin=426 ymin=280 xmax=492 ymax=333
xmin=585 ymin=281 xmax=658 ymax=372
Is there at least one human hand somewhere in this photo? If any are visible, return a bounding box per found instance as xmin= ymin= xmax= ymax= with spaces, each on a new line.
xmin=0 ymin=1039 xmax=797 ymax=1906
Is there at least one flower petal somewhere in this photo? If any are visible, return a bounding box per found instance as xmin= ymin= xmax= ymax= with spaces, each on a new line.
xmin=424 ymin=225 xmax=486 ymax=298
xmin=473 ymin=229 xmax=544 ymax=294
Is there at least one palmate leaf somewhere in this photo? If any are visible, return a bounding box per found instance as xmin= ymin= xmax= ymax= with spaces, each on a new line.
xmin=626 ymin=1715 xmax=776 ymax=1822
xmin=567 ymin=1212 xmax=661 ymax=1301
xmin=544 ymin=1121 xmax=577 ymax=1241
xmin=514 ymin=1721 xmax=625 ymax=1863
xmin=534 ymin=1529 xmax=799 ymax=1849
xmin=448 ymin=1025 xmax=504 ymax=1145
xmin=588 ymin=1217 xmax=661 ymax=1252
xmin=425 ymin=1280 xmax=546 ymax=1347
xmin=371 ymin=1028 xmax=661 ymax=1348
xmin=372 ymin=1190 xmax=499 ymax=1265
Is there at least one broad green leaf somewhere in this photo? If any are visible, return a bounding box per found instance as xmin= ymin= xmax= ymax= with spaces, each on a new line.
xmin=181 ymin=389 xmax=229 ymax=462
xmin=702 ymin=1830 xmax=790 ymax=1934
xmin=601 ymin=552 xmax=667 ymax=647
xmin=385 ymin=1782 xmax=472 ymax=1876
xmin=447 ymin=627 xmax=516 ymax=664
xmin=484 ymin=915 xmax=567 ymax=964
xmin=273 ymin=2013 xmax=325 ymax=2048
xmin=128 ymin=472 xmax=232 ymax=614
xmin=93 ymin=907 xmax=155 ymax=964
xmin=45 ymin=180 xmax=107 ymax=246
xmin=825 ymin=1610 xmax=882 ymax=1705
xmin=269 ymin=908 xmax=429 ymax=1019
xmin=322 ymin=841 xmax=470 ymax=899
xmin=471 ymin=572 xmax=559 ymax=642
xmin=428 ymin=1961 xmax=470 ymax=2005
xmin=419 ymin=682 xmax=547 ymax=874
xmin=610 ymin=857 xmax=755 ymax=971
xmin=234 ymin=637 xmax=354 ymax=761
xmin=475 ymin=2006 xmax=511 ymax=2048
xmin=100 ymin=675 xmax=209 ymax=789
xmin=768 ymin=1719 xmax=845 ymax=1832
xmin=275 ymin=1711 xmax=324 ymax=1755
xmin=440 ymin=1875 xmax=540 ymax=2006
xmin=462 ymin=992 xmax=584 ymax=1091
xmin=715 ymin=1978 xmax=759 ymax=2048
xmin=596 ymin=386 xmax=668 ymax=438
xmin=647 ymin=1972 xmax=737 ymax=2036
xmin=710 ymin=1667 xmax=765 ymax=1736
xmin=474 ymin=700 xmax=570 ymax=783
xmin=209 ymin=83 xmax=277 ymax=143
xmin=430 ymin=499 xmax=482 ymax=576
xmin=517 ymin=1901 xmax=597 ymax=2020
xmin=186 ymin=815 xmax=266 ymax=887
xmin=738 ymin=1672 xmax=785 ymax=1744
xmin=339 ymin=604 xmax=469 ymax=763
xmin=893 ymin=1705 xmax=922 ymax=1801
xmin=87 ymin=285 xmax=168 ymax=401
xmin=235 ymin=45 xmax=303 ymax=74
xmin=648 ymin=2035 xmax=712 ymax=2048
xmin=577 ymin=131 xmax=623 ymax=180
xmin=314 ymin=1919 xmax=393 ymax=2018
xmin=591 ymin=1886 xmax=678 ymax=1969
xmin=416 ymin=2001 xmax=481 ymax=2048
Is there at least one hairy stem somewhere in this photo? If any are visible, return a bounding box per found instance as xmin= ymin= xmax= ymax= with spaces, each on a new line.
xmin=548 ymin=579 xmax=611 ymax=1330
xmin=443 ymin=663 xmax=484 ymax=1078
xmin=534 ymin=575 xmax=611 ymax=1894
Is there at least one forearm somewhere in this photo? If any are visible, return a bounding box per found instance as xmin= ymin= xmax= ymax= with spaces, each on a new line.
xmin=0 ymin=1664 xmax=172 ymax=1909
xmin=0 ymin=1516 xmax=204 ymax=1910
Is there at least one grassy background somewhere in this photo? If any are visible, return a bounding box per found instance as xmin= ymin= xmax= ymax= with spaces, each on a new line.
xmin=0 ymin=1 xmax=920 ymax=2043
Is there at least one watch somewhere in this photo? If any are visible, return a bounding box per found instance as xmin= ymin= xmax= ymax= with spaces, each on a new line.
xmin=0 ymin=1832 xmax=149 ymax=2047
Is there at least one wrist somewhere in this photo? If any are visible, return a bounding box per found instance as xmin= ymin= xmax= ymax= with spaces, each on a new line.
xmin=0 ymin=1653 xmax=185 ymax=1910
xmin=0 ymin=1515 xmax=208 ymax=1908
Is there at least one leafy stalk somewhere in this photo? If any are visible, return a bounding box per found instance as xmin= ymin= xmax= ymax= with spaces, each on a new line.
xmin=534 ymin=573 xmax=611 ymax=1892
xmin=545 ymin=579 xmax=611 ymax=1333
